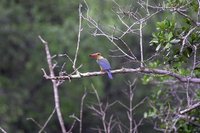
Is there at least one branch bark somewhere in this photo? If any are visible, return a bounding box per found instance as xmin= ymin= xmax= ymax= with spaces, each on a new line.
xmin=39 ymin=108 xmax=56 ymax=133
xmin=139 ymin=21 xmax=144 ymax=67
xmin=0 ymin=127 xmax=7 ymax=133
xmin=73 ymin=4 xmax=82 ymax=72
xmin=180 ymin=102 xmax=200 ymax=114
xmin=42 ymin=67 xmax=200 ymax=84
xmin=39 ymin=36 xmax=67 ymax=133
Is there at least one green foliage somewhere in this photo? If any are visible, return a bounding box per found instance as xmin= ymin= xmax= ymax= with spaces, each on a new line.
xmin=176 ymin=109 xmax=200 ymax=133
xmin=144 ymin=106 xmax=157 ymax=118
xmin=147 ymin=1 xmax=200 ymax=130
xmin=190 ymin=0 xmax=199 ymax=12
xmin=1 ymin=0 xmax=200 ymax=132
xmin=166 ymin=0 xmax=188 ymax=7
xmin=0 ymin=0 xmax=108 ymax=132
xmin=150 ymin=19 xmax=175 ymax=47
xmin=1 ymin=0 xmax=145 ymax=132
xmin=150 ymin=18 xmax=177 ymax=54
xmin=142 ymin=75 xmax=153 ymax=85
xmin=150 ymin=15 xmax=199 ymax=75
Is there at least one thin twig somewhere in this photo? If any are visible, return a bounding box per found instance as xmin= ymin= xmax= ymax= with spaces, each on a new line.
xmin=180 ymin=102 xmax=200 ymax=114
xmin=39 ymin=108 xmax=56 ymax=133
xmin=82 ymin=1 xmax=135 ymax=60
xmin=180 ymin=26 xmax=197 ymax=53
xmin=176 ymin=10 xmax=197 ymax=26
xmin=133 ymin=118 xmax=143 ymax=133
xmin=26 ymin=118 xmax=46 ymax=132
xmin=191 ymin=45 xmax=197 ymax=76
xmin=67 ymin=120 xmax=76 ymax=133
xmin=91 ymin=85 xmax=108 ymax=133
xmin=117 ymin=37 xmax=137 ymax=60
xmin=80 ymin=90 xmax=87 ymax=133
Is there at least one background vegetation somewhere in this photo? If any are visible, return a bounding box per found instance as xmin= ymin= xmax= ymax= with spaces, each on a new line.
xmin=0 ymin=0 xmax=200 ymax=133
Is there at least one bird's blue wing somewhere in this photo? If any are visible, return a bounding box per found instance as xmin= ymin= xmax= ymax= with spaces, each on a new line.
xmin=97 ymin=58 xmax=111 ymax=70
xmin=97 ymin=58 xmax=113 ymax=79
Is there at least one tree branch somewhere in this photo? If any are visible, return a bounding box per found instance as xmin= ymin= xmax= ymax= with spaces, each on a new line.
xmin=139 ymin=21 xmax=144 ymax=67
xmin=0 ymin=127 xmax=7 ymax=133
xmin=180 ymin=26 xmax=197 ymax=53
xmin=42 ymin=67 xmax=200 ymax=83
xmin=79 ymin=90 xmax=87 ymax=133
xmin=26 ymin=118 xmax=46 ymax=132
xmin=39 ymin=36 xmax=67 ymax=133
xmin=39 ymin=108 xmax=56 ymax=133
xmin=180 ymin=102 xmax=200 ymax=114
xmin=82 ymin=0 xmax=136 ymax=60
xmin=73 ymin=4 xmax=82 ymax=72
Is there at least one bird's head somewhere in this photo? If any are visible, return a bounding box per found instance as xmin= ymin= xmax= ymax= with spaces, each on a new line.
xmin=89 ymin=52 xmax=102 ymax=59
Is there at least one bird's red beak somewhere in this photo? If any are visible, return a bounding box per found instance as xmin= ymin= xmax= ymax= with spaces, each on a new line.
xmin=89 ymin=53 xmax=98 ymax=59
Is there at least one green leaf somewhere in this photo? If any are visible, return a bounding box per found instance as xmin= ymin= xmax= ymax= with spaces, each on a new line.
xmin=167 ymin=32 xmax=173 ymax=41
xmin=164 ymin=43 xmax=172 ymax=50
xmin=150 ymin=38 xmax=159 ymax=44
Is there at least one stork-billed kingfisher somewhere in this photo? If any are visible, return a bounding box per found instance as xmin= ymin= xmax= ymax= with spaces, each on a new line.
xmin=89 ymin=52 xmax=113 ymax=79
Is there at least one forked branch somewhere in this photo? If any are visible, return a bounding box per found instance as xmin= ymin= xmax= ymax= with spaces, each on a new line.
xmin=39 ymin=36 xmax=67 ymax=133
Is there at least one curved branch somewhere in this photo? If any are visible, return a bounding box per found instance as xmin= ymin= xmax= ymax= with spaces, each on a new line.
xmin=42 ymin=67 xmax=200 ymax=83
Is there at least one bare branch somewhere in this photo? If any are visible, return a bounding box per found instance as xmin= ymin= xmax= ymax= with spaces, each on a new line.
xmin=176 ymin=10 xmax=197 ymax=26
xmin=180 ymin=26 xmax=197 ymax=53
xmin=139 ymin=21 xmax=144 ymax=67
xmin=133 ymin=118 xmax=143 ymax=133
xmin=91 ymin=85 xmax=108 ymax=133
xmin=191 ymin=45 xmax=197 ymax=76
xmin=73 ymin=4 xmax=83 ymax=72
xmin=107 ymin=115 xmax=114 ymax=133
xmin=185 ymin=45 xmax=198 ymax=106
xmin=0 ymin=126 xmax=7 ymax=133
xmin=26 ymin=118 xmax=46 ymax=133
xmin=39 ymin=35 xmax=67 ymax=133
xmin=132 ymin=97 xmax=148 ymax=111
xmin=42 ymin=67 xmax=200 ymax=83
xmin=117 ymin=38 xmax=138 ymax=60
xmin=67 ymin=120 xmax=76 ymax=133
xmin=69 ymin=114 xmax=80 ymax=122
xmin=128 ymin=81 xmax=134 ymax=133
xmin=80 ymin=90 xmax=87 ymax=133
xmin=39 ymin=108 xmax=56 ymax=133
xmin=82 ymin=2 xmax=135 ymax=60
xmin=180 ymin=102 xmax=200 ymax=114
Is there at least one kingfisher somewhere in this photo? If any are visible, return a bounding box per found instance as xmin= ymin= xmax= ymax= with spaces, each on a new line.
xmin=89 ymin=52 xmax=113 ymax=79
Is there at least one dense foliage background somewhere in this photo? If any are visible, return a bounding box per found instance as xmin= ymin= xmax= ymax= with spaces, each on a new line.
xmin=1 ymin=0 xmax=200 ymax=133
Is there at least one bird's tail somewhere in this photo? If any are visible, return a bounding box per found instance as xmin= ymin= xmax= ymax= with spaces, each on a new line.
xmin=106 ymin=70 xmax=113 ymax=79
